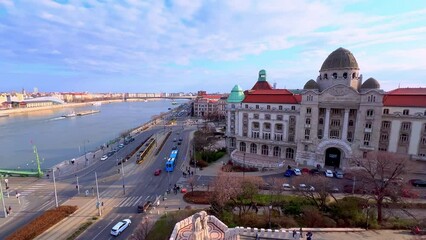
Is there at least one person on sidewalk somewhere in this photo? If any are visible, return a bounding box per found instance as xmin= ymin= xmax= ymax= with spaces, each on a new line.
xmin=299 ymin=227 xmax=303 ymax=238
xmin=307 ymin=231 xmax=313 ymax=240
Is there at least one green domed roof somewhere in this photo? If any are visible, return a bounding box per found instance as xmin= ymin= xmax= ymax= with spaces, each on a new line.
xmin=361 ymin=77 xmax=380 ymax=89
xmin=303 ymin=79 xmax=319 ymax=89
xmin=320 ymin=47 xmax=359 ymax=71
xmin=227 ymin=85 xmax=245 ymax=103
xmin=258 ymin=69 xmax=267 ymax=81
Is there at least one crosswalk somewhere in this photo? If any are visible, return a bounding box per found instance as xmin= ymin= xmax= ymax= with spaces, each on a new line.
xmin=115 ymin=195 xmax=149 ymax=208
xmin=17 ymin=183 xmax=53 ymax=197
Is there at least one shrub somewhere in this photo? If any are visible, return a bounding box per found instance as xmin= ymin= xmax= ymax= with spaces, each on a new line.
xmin=183 ymin=191 xmax=210 ymax=204
xmin=382 ymin=218 xmax=417 ymax=230
xmin=301 ymin=206 xmax=336 ymax=227
xmin=275 ymin=216 xmax=298 ymax=228
xmin=6 ymin=205 xmax=78 ymax=240
xmin=328 ymin=196 xmax=366 ymax=227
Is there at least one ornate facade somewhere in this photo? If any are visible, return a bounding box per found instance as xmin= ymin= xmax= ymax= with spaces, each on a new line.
xmin=225 ymin=48 xmax=426 ymax=169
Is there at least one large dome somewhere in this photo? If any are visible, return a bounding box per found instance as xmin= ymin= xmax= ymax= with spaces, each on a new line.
xmin=320 ymin=47 xmax=359 ymax=71
xmin=361 ymin=77 xmax=380 ymax=89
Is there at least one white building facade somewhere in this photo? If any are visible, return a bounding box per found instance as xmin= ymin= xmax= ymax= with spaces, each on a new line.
xmin=226 ymin=48 xmax=426 ymax=170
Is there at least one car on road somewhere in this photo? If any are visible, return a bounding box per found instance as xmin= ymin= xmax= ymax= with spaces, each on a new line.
xmin=154 ymin=169 xmax=162 ymax=176
xmin=412 ymin=179 xmax=426 ymax=187
xmin=101 ymin=155 xmax=108 ymax=161
xmin=118 ymin=143 xmax=125 ymax=149
xmin=325 ymin=170 xmax=334 ymax=178
xmin=110 ymin=219 xmax=131 ymax=236
xmin=284 ymin=169 xmax=295 ymax=177
xmin=298 ymin=184 xmax=315 ymax=191
xmin=334 ymin=171 xmax=344 ymax=179
xmin=282 ymin=183 xmax=295 ymax=191
xmin=293 ymin=168 xmax=302 ymax=176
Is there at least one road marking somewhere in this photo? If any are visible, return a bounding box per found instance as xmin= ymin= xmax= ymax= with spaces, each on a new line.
xmin=125 ymin=196 xmax=138 ymax=207
xmin=119 ymin=197 xmax=133 ymax=207
xmin=92 ymin=215 xmax=119 ymax=240
xmin=144 ymin=195 xmax=150 ymax=200
xmin=133 ymin=196 xmax=143 ymax=206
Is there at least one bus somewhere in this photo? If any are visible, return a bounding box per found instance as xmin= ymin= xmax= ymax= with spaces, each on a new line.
xmin=165 ymin=150 xmax=179 ymax=172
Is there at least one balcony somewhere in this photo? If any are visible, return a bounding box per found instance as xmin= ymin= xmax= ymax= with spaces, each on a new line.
xmin=364 ymin=128 xmax=372 ymax=133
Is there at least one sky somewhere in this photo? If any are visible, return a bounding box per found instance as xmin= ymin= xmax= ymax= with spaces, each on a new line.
xmin=0 ymin=0 xmax=425 ymax=93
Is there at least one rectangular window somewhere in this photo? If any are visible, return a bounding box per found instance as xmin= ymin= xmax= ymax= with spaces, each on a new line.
xmin=263 ymin=132 xmax=270 ymax=140
xmin=366 ymin=109 xmax=374 ymax=117
xmin=317 ymin=129 xmax=323 ymax=139
xmin=399 ymin=134 xmax=408 ymax=143
xmin=401 ymin=122 xmax=411 ymax=131
xmin=365 ymin=123 xmax=372 ymax=129
xmin=267 ymin=105 xmax=271 ymax=110
xmin=254 ymin=114 xmax=259 ymax=119
xmin=381 ymin=121 xmax=390 ymax=130
xmin=276 ymin=115 xmax=283 ymax=121
xmin=330 ymin=130 xmax=340 ymax=138
xmin=256 ymin=105 xmax=259 ymax=109
xmin=347 ymin=131 xmax=353 ymax=142
xmin=380 ymin=133 xmax=388 ymax=141
xmin=306 ymin=108 xmax=312 ymax=114
xmin=403 ymin=109 xmax=409 ymax=115
xmin=383 ymin=109 xmax=389 ymax=114
xmin=245 ymin=104 xmax=248 ymax=109
xmin=279 ymin=106 xmax=283 ymax=110
xmin=265 ymin=114 xmax=271 ymax=120
xmin=304 ymin=129 xmax=310 ymax=140
xmin=251 ymin=131 xmax=260 ymax=138
xmin=331 ymin=119 xmax=340 ymax=127
xmin=291 ymin=106 xmax=296 ymax=110
xmin=364 ymin=133 xmax=370 ymax=146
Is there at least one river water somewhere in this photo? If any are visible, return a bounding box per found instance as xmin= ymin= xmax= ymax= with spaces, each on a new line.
xmin=0 ymin=99 xmax=187 ymax=169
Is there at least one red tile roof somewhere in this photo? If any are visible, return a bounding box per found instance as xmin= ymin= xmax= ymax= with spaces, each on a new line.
xmin=243 ymin=89 xmax=301 ymax=104
xmin=251 ymin=81 xmax=273 ymax=90
xmin=383 ymin=88 xmax=426 ymax=107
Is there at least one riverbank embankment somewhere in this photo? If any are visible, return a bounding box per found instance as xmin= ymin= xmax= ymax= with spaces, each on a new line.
xmin=0 ymin=98 xmax=163 ymax=116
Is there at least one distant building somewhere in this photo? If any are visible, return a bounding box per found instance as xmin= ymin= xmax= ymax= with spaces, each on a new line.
xmin=193 ymin=92 xmax=228 ymax=120
xmin=225 ymin=48 xmax=426 ymax=170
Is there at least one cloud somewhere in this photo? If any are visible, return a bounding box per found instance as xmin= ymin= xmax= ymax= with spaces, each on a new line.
xmin=0 ymin=0 xmax=425 ymax=92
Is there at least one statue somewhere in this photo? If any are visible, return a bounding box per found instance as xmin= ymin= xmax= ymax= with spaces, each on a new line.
xmin=190 ymin=211 xmax=210 ymax=240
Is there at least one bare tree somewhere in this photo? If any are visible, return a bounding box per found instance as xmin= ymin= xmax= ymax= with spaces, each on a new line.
xmin=293 ymin=175 xmax=336 ymax=211
xmin=187 ymin=175 xmax=197 ymax=192
xmin=130 ymin=217 xmax=154 ymax=240
xmin=209 ymin=174 xmax=263 ymax=217
xmin=350 ymin=151 xmax=411 ymax=224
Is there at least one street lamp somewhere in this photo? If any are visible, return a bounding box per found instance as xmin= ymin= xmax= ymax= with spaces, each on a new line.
xmin=268 ymin=205 xmax=272 ymax=229
xmin=121 ymin=160 xmax=126 ymax=195
xmin=243 ymin=152 xmax=246 ymax=179
xmin=83 ymin=140 xmax=89 ymax=166
xmin=366 ymin=205 xmax=371 ymax=230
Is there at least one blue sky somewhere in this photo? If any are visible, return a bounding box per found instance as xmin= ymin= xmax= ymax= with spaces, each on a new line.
xmin=0 ymin=0 xmax=425 ymax=93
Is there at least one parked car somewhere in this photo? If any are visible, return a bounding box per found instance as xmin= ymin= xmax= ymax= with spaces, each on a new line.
xmin=325 ymin=170 xmax=334 ymax=178
xmin=154 ymin=169 xmax=162 ymax=176
xmin=309 ymin=169 xmax=320 ymax=175
xmin=299 ymin=184 xmax=315 ymax=191
xmin=409 ymin=179 xmax=422 ymax=186
xmin=334 ymin=171 xmax=344 ymax=179
xmin=329 ymin=186 xmax=340 ymax=193
xmin=412 ymin=180 xmax=426 ymax=187
xmin=117 ymin=158 xmax=128 ymax=165
xmin=301 ymin=168 xmax=310 ymax=174
xmin=101 ymin=155 xmax=108 ymax=161
xmin=110 ymin=219 xmax=131 ymax=236
xmin=293 ymin=168 xmax=302 ymax=176
xmin=284 ymin=169 xmax=295 ymax=177
xmin=282 ymin=183 xmax=295 ymax=191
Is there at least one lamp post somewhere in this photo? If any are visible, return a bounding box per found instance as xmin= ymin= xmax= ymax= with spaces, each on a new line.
xmin=95 ymin=172 xmax=101 ymax=216
xmin=366 ymin=205 xmax=371 ymax=229
xmin=243 ymin=152 xmax=246 ymax=179
xmin=52 ymin=169 xmax=59 ymax=208
xmin=76 ymin=175 xmax=80 ymax=194
xmin=0 ymin=178 xmax=7 ymax=218
xmin=84 ymin=140 xmax=89 ymax=166
xmin=121 ymin=160 xmax=126 ymax=195
xmin=268 ymin=205 xmax=272 ymax=229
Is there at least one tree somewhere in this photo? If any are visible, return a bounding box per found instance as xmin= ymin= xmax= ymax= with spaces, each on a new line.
xmin=130 ymin=217 xmax=153 ymax=240
xmin=209 ymin=173 xmax=262 ymax=216
xmin=293 ymin=175 xmax=337 ymax=211
xmin=187 ymin=175 xmax=197 ymax=192
xmin=350 ymin=151 xmax=411 ymax=224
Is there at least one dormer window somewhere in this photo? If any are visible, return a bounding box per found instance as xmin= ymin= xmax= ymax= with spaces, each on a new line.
xmin=332 ymin=73 xmax=337 ymax=79
xmin=343 ymin=72 xmax=348 ymax=79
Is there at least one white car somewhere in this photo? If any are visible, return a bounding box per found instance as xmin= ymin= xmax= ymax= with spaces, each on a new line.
xmin=282 ymin=183 xmax=295 ymax=191
xmin=111 ymin=219 xmax=131 ymax=236
xmin=299 ymin=184 xmax=315 ymax=191
xmin=325 ymin=170 xmax=334 ymax=178
xmin=293 ymin=168 xmax=302 ymax=176
xmin=101 ymin=155 xmax=108 ymax=161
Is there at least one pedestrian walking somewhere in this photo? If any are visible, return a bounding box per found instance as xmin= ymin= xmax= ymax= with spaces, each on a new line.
xmin=307 ymin=231 xmax=313 ymax=240
xmin=8 ymin=206 xmax=11 ymax=213
xmin=191 ymin=171 xmax=194 ymax=176
xmin=299 ymin=227 xmax=303 ymax=238
xmin=292 ymin=229 xmax=297 ymax=238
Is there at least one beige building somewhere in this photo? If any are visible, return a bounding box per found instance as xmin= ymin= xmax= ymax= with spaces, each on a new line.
xmin=193 ymin=93 xmax=228 ymax=119
xmin=226 ymin=48 xmax=426 ymax=170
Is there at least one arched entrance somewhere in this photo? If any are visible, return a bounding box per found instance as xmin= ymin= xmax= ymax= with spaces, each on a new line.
xmin=325 ymin=147 xmax=341 ymax=168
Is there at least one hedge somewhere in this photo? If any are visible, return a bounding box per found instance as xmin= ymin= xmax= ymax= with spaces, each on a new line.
xmin=6 ymin=205 xmax=78 ymax=240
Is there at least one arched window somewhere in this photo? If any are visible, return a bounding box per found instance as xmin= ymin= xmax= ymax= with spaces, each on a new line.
xmin=352 ymin=72 xmax=356 ymax=79
xmin=306 ymin=118 xmax=311 ymax=124
xmin=273 ymin=146 xmax=281 ymax=157
xmin=332 ymin=73 xmax=337 ymax=79
xmin=343 ymin=72 xmax=348 ymax=79
xmin=239 ymin=142 xmax=246 ymax=152
xmin=349 ymin=120 xmax=354 ymax=127
xmin=324 ymin=73 xmax=328 ymax=79
xmin=250 ymin=143 xmax=257 ymax=154
xmin=261 ymin=145 xmax=269 ymax=155
xmin=319 ymin=118 xmax=324 ymax=125
xmin=285 ymin=148 xmax=294 ymax=159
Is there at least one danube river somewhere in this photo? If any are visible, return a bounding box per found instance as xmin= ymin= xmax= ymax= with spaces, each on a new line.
xmin=0 ymin=99 xmax=186 ymax=169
